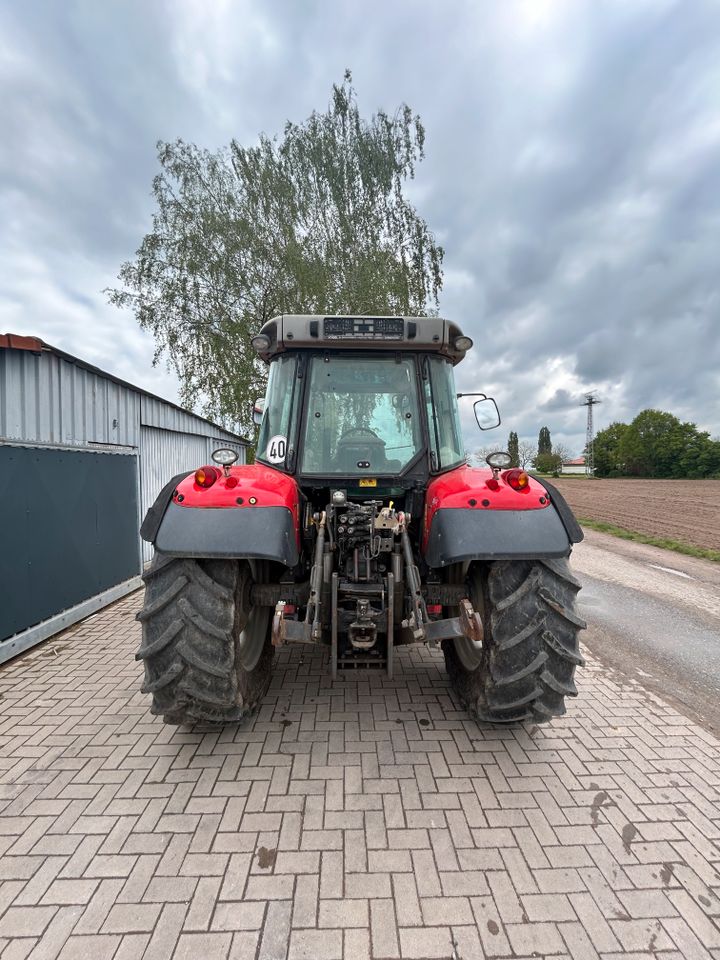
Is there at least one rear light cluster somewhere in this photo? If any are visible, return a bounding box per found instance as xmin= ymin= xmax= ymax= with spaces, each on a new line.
xmin=195 ymin=465 xmax=220 ymax=488
xmin=504 ymin=469 xmax=529 ymax=491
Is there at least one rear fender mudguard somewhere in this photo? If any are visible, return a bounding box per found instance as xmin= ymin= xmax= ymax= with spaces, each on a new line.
xmin=422 ymin=466 xmax=582 ymax=567
xmin=142 ymin=464 xmax=301 ymax=567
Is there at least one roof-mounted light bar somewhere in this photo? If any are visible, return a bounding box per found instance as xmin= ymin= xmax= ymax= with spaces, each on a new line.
xmin=249 ymin=315 xmax=473 ymax=365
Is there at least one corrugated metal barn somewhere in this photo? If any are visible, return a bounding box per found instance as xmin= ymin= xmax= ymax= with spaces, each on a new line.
xmin=0 ymin=333 xmax=248 ymax=663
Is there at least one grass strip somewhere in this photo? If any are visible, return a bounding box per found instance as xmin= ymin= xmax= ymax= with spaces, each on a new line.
xmin=578 ymin=518 xmax=720 ymax=563
xmin=531 ymin=472 xmax=589 ymax=479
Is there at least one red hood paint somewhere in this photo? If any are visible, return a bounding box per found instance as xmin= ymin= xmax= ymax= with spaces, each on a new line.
xmin=173 ymin=463 xmax=301 ymax=544
xmin=422 ymin=465 xmax=550 ymax=550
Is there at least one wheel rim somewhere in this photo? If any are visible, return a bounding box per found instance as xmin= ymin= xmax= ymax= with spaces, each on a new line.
xmin=447 ymin=563 xmax=485 ymax=672
xmin=237 ymin=606 xmax=271 ymax=671
xmin=235 ymin=560 xmax=271 ymax=673
xmin=454 ymin=635 xmax=484 ymax=671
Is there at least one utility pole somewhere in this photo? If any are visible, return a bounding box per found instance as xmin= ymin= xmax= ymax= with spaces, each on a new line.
xmin=581 ymin=394 xmax=601 ymax=476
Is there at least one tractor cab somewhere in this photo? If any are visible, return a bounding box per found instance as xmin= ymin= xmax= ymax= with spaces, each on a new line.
xmin=251 ymin=315 xmax=499 ymax=513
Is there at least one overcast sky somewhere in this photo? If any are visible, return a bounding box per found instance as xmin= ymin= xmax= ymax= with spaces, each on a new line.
xmin=2 ymin=0 xmax=719 ymax=454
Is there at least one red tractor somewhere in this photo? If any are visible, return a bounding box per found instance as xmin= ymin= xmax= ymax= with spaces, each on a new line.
xmin=138 ymin=315 xmax=585 ymax=726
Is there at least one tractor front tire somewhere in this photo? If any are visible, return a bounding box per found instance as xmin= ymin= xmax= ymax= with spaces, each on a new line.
xmin=136 ymin=552 xmax=273 ymax=724
xmin=443 ymin=558 xmax=585 ymax=724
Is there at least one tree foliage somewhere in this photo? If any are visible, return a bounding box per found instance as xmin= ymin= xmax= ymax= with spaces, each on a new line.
xmin=517 ymin=440 xmax=537 ymax=469
xmin=108 ymin=71 xmax=444 ymax=432
xmin=534 ymin=452 xmax=560 ymax=474
xmin=593 ymin=421 xmax=630 ymax=476
xmin=594 ymin=410 xmax=720 ymax=478
xmin=553 ymin=442 xmax=571 ymax=465
xmin=538 ymin=426 xmax=552 ymax=455
xmin=535 ymin=441 xmax=571 ymax=475
xmin=468 ymin=446 xmax=497 ymax=466
xmin=508 ymin=431 xmax=519 ymax=468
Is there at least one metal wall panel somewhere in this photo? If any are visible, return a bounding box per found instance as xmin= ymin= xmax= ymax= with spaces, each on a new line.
xmin=0 ymin=349 xmax=248 ymax=447
xmin=0 ymin=348 xmax=247 ymax=450
xmin=140 ymin=394 xmax=246 ymax=444
xmin=138 ymin=427 xmax=246 ymax=561
xmin=0 ymin=445 xmax=141 ymax=644
xmin=0 ymin=349 xmax=140 ymax=447
xmin=203 ymin=435 xmax=247 ymax=467
xmin=2 ymin=342 xmax=249 ymax=568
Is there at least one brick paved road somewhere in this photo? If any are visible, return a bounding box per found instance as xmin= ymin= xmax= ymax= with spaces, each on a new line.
xmin=1 ymin=591 xmax=719 ymax=960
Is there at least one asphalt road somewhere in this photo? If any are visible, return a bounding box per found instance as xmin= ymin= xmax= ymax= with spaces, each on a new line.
xmin=572 ymin=527 xmax=720 ymax=735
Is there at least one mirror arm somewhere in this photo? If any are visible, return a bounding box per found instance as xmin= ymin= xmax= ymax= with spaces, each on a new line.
xmin=457 ymin=392 xmax=487 ymax=399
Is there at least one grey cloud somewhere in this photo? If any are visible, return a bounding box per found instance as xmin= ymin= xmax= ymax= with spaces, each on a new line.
xmin=539 ymin=389 xmax=579 ymax=413
xmin=1 ymin=0 xmax=719 ymax=451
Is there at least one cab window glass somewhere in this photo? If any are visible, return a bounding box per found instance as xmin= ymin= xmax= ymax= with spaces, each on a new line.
xmin=301 ymin=356 xmax=421 ymax=475
xmin=426 ymin=356 xmax=465 ymax=469
xmin=256 ymin=355 xmax=299 ymax=469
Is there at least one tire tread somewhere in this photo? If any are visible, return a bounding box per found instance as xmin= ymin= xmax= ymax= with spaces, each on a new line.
xmin=444 ymin=557 xmax=585 ymax=724
xmin=137 ymin=551 xmax=272 ymax=725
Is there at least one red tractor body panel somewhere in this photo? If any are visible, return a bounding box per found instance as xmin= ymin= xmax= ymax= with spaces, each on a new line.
xmin=422 ymin=465 xmax=548 ymax=550
xmin=421 ymin=465 xmax=572 ymax=566
xmin=151 ymin=464 xmax=302 ymax=565
xmin=175 ymin=463 xmax=300 ymax=528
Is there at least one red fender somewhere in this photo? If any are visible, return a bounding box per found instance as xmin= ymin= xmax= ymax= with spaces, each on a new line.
xmin=173 ymin=463 xmax=301 ymax=547
xmin=143 ymin=463 xmax=303 ymax=564
xmin=422 ymin=465 xmax=552 ymax=555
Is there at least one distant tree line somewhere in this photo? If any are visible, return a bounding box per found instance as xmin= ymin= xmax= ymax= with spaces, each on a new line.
xmin=594 ymin=410 xmax=720 ymax=478
xmin=471 ymin=426 xmax=569 ymax=473
xmin=471 ymin=410 xmax=719 ymax=479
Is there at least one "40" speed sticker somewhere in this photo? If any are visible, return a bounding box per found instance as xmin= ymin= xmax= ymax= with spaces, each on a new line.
xmin=266 ymin=435 xmax=287 ymax=464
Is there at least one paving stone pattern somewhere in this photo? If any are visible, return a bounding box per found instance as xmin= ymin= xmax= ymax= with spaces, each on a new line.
xmin=0 ymin=591 xmax=719 ymax=959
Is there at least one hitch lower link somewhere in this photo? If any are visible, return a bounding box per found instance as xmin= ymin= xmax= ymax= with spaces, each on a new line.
xmin=272 ymin=600 xmax=301 ymax=647
xmin=419 ymin=598 xmax=484 ymax=647
xmin=271 ymin=512 xmax=484 ymax=651
xmin=272 ymin=595 xmax=484 ymax=649
xmin=398 ymin=524 xmax=483 ymax=648
xmin=272 ymin=510 xmax=326 ymax=648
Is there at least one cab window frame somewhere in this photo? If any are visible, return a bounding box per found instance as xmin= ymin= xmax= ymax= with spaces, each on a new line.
xmin=423 ymin=355 xmax=466 ymax=473
xmin=255 ymin=353 xmax=302 ymax=473
xmin=298 ymin=352 xmax=425 ymax=478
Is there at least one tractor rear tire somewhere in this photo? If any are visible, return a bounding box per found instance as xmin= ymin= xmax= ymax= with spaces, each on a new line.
xmin=443 ymin=558 xmax=585 ymax=724
xmin=136 ymin=551 xmax=273 ymax=725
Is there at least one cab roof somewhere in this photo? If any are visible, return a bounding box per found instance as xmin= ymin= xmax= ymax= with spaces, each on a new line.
xmin=253 ymin=315 xmax=472 ymax=365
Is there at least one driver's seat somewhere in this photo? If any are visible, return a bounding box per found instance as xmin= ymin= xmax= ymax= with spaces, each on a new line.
xmin=335 ymin=429 xmax=386 ymax=472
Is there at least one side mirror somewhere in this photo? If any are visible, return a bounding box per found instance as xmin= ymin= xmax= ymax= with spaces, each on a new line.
xmin=252 ymin=398 xmax=265 ymax=427
xmin=474 ymin=397 xmax=501 ymax=431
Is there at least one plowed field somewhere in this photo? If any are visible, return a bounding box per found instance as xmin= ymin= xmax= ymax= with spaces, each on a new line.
xmin=551 ymin=478 xmax=720 ymax=551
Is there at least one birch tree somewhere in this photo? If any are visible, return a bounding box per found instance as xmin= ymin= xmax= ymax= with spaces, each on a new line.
xmin=108 ymin=72 xmax=444 ymax=432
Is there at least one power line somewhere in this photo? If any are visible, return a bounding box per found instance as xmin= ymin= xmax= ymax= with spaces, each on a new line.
xmin=581 ymin=394 xmax=601 ymax=475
